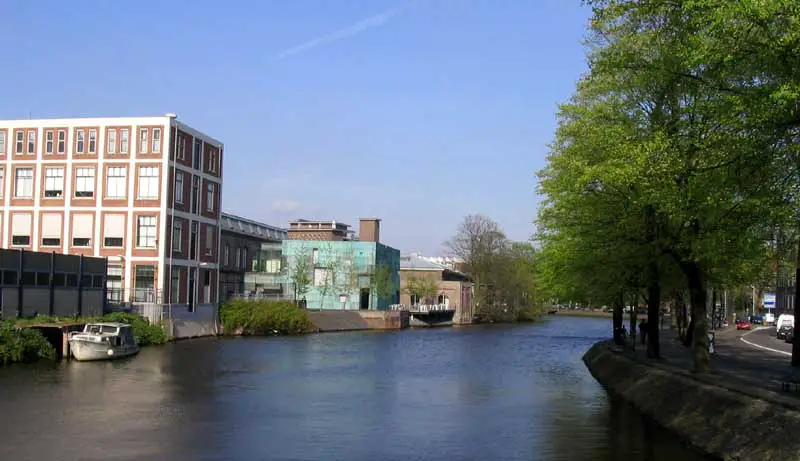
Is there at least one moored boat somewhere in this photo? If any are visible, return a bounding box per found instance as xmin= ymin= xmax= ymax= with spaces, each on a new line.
xmin=68 ymin=322 xmax=139 ymax=361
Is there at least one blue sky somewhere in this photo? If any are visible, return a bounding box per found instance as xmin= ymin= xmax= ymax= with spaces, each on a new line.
xmin=1 ymin=0 xmax=591 ymax=254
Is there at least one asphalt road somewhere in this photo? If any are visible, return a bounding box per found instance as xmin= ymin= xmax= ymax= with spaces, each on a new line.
xmin=737 ymin=326 xmax=793 ymax=356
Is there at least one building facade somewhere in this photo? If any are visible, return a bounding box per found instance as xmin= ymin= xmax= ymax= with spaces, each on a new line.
xmin=256 ymin=218 xmax=401 ymax=310
xmin=0 ymin=115 xmax=223 ymax=307
xmin=219 ymin=212 xmax=287 ymax=303
xmin=399 ymin=254 xmax=474 ymax=324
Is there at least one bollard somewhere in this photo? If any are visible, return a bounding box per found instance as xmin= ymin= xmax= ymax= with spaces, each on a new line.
xmin=707 ymin=331 xmax=715 ymax=354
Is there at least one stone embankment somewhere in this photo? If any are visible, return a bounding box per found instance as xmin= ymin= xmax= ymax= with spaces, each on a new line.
xmin=584 ymin=338 xmax=800 ymax=461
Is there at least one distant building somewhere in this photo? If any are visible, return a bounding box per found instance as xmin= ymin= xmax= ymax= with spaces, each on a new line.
xmin=408 ymin=253 xmax=466 ymax=272
xmin=218 ymin=213 xmax=287 ymax=303
xmin=399 ymin=254 xmax=473 ymax=324
xmin=257 ymin=218 xmax=400 ymax=310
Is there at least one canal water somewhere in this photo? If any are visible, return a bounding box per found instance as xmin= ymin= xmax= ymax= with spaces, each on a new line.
xmin=0 ymin=317 xmax=706 ymax=461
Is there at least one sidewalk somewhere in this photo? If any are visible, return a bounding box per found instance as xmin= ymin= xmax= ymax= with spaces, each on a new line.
xmin=616 ymin=327 xmax=800 ymax=410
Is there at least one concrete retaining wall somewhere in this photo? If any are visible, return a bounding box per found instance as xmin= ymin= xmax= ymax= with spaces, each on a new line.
xmin=308 ymin=310 xmax=409 ymax=332
xmin=583 ymin=341 xmax=800 ymax=461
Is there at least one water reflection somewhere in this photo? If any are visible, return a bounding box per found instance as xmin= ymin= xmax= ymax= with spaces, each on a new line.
xmin=0 ymin=317 xmax=706 ymax=461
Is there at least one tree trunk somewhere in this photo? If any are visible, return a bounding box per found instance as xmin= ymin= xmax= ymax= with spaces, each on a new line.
xmin=685 ymin=261 xmax=710 ymax=373
xmin=629 ymin=293 xmax=638 ymax=350
xmin=647 ymin=265 xmax=661 ymax=358
xmin=792 ymin=235 xmax=800 ymax=366
xmin=674 ymin=291 xmax=687 ymax=341
xmin=613 ymin=292 xmax=624 ymax=346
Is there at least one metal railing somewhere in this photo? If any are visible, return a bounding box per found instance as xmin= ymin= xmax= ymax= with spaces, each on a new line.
xmin=390 ymin=303 xmax=456 ymax=313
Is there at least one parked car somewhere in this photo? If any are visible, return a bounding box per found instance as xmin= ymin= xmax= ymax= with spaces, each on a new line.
xmin=778 ymin=324 xmax=793 ymax=340
xmin=736 ymin=319 xmax=752 ymax=330
xmin=750 ymin=315 xmax=764 ymax=325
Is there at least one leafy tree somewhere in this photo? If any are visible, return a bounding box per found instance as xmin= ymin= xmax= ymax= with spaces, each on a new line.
xmin=404 ymin=274 xmax=439 ymax=306
xmin=288 ymin=247 xmax=312 ymax=307
xmin=369 ymin=264 xmax=395 ymax=307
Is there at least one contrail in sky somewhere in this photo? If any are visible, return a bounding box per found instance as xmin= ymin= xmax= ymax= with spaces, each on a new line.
xmin=275 ymin=3 xmax=411 ymax=61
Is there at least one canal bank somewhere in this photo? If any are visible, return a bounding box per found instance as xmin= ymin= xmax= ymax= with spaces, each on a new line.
xmin=583 ymin=337 xmax=800 ymax=461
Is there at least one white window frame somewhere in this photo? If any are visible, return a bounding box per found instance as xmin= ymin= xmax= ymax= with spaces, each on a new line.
xmin=45 ymin=130 xmax=54 ymax=154
xmin=136 ymin=216 xmax=157 ymax=248
xmin=137 ymin=166 xmax=159 ymax=199
xmin=175 ymin=171 xmax=184 ymax=204
xmin=107 ymin=128 xmax=117 ymax=154
xmin=0 ymin=130 xmax=6 ymax=154
xmin=139 ymin=128 xmax=148 ymax=153
xmin=152 ymin=128 xmax=161 ymax=153
xmin=57 ymin=130 xmax=66 ymax=154
xmin=15 ymin=130 xmax=23 ymax=154
xmin=44 ymin=167 xmax=64 ymax=198
xmin=75 ymin=167 xmax=95 ymax=198
xmin=0 ymin=167 xmax=4 ymax=199
xmin=105 ymin=166 xmax=126 ymax=199
xmin=76 ymin=129 xmax=85 ymax=154
xmin=120 ymin=129 xmax=129 ymax=153
xmin=172 ymin=220 xmax=182 ymax=252
xmin=205 ymin=227 xmax=214 ymax=256
xmin=14 ymin=167 xmax=33 ymax=198
xmin=26 ymin=130 xmax=35 ymax=154
xmin=88 ymin=128 xmax=97 ymax=153
xmin=206 ymin=182 xmax=215 ymax=211
xmin=209 ymin=150 xmax=217 ymax=173
xmin=176 ymin=133 xmax=185 ymax=160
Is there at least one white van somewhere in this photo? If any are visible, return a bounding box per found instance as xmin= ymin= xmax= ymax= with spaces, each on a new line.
xmin=777 ymin=314 xmax=794 ymax=329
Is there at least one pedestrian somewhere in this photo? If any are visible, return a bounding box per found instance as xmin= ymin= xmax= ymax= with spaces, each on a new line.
xmin=639 ymin=319 xmax=648 ymax=345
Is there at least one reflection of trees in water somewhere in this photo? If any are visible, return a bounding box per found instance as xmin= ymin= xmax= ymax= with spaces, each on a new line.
xmin=543 ymin=393 xmax=706 ymax=460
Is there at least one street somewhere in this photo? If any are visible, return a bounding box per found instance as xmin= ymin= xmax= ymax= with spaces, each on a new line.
xmin=737 ymin=326 xmax=792 ymax=356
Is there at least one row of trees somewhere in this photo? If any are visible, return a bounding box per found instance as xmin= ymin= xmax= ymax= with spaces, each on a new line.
xmin=536 ymin=0 xmax=800 ymax=371
xmin=446 ymin=214 xmax=539 ymax=322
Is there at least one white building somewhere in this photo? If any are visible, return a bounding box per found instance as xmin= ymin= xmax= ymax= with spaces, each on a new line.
xmin=0 ymin=114 xmax=223 ymax=307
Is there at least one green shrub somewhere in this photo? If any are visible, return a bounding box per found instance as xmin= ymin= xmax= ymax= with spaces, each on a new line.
xmin=101 ymin=312 xmax=169 ymax=346
xmin=516 ymin=307 xmax=542 ymax=323
xmin=220 ymin=300 xmax=312 ymax=336
xmin=0 ymin=321 xmax=56 ymax=365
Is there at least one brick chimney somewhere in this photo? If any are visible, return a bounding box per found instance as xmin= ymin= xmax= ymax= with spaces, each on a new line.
xmin=359 ymin=218 xmax=381 ymax=243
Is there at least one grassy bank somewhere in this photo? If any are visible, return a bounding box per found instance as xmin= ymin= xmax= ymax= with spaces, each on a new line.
xmin=11 ymin=312 xmax=168 ymax=348
xmin=220 ymin=300 xmax=312 ymax=336
xmin=0 ymin=321 xmax=57 ymax=366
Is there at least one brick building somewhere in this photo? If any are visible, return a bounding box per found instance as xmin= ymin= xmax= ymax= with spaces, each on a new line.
xmin=0 ymin=114 xmax=222 ymax=307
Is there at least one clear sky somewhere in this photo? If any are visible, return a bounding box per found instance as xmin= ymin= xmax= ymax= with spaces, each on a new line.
xmin=1 ymin=0 xmax=591 ymax=254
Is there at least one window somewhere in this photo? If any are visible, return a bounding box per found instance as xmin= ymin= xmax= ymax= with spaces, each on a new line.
xmin=410 ymin=294 xmax=420 ymax=305
xmin=0 ymin=168 xmax=3 ymax=198
xmin=76 ymin=129 xmax=85 ymax=153
xmin=152 ymin=128 xmax=161 ymax=153
xmin=0 ymin=131 xmax=5 ymax=154
xmin=44 ymin=167 xmax=64 ymax=198
xmin=41 ymin=213 xmax=61 ymax=247
xmin=172 ymin=219 xmax=182 ymax=252
xmin=205 ymin=226 xmax=214 ymax=256
xmin=206 ymin=182 xmax=215 ymax=211
xmin=88 ymin=129 xmax=97 ymax=153
xmin=107 ymin=129 xmax=117 ymax=154
xmin=103 ymin=214 xmax=125 ymax=248
xmin=176 ymin=133 xmax=185 ymax=159
xmin=209 ymin=150 xmax=218 ymax=173
xmin=235 ymin=246 xmax=241 ymax=267
xmin=313 ymin=268 xmax=330 ymax=286
xmin=75 ymin=167 xmax=95 ymax=198
xmin=72 ymin=214 xmax=93 ymax=247
xmin=193 ymin=139 xmax=202 ymax=169
xmin=15 ymin=131 xmax=23 ymax=153
xmin=57 ymin=130 xmax=66 ymax=154
xmin=139 ymin=128 xmax=148 ymax=153
xmin=224 ymin=243 xmax=230 ymax=266
xmin=11 ymin=213 xmax=31 ymax=246
xmin=241 ymin=248 xmax=248 ymax=269
xmin=136 ymin=216 xmax=157 ymax=248
xmin=120 ymin=129 xmax=129 ymax=153
xmin=312 ymin=248 xmax=319 ymax=264
xmin=175 ymin=171 xmax=184 ymax=203
xmin=27 ymin=130 xmax=35 ymax=154
xmin=191 ymin=175 xmax=200 ymax=213
xmin=45 ymin=130 xmax=54 ymax=153
xmin=107 ymin=265 xmax=123 ymax=302
xmin=14 ymin=168 xmax=33 ymax=198
xmin=171 ymin=267 xmax=181 ymax=304
xmin=138 ymin=166 xmax=159 ymax=199
xmin=133 ymin=265 xmax=156 ymax=302
xmin=106 ymin=166 xmax=126 ymax=198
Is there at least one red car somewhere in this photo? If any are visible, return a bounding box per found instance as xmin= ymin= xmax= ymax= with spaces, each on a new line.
xmin=736 ymin=319 xmax=752 ymax=330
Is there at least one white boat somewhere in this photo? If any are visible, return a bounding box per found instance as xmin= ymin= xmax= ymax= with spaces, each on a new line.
xmin=68 ymin=322 xmax=140 ymax=361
